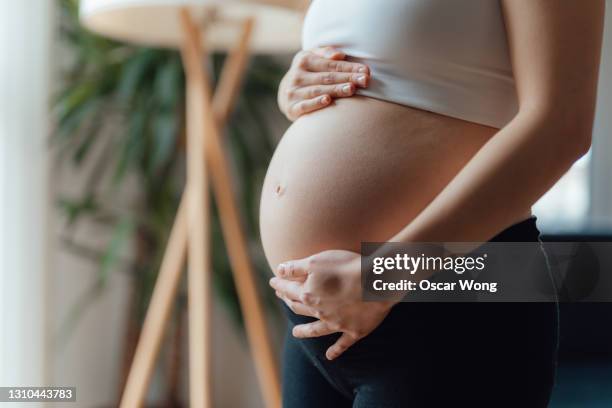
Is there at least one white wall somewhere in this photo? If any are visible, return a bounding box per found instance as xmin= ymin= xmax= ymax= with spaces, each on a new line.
xmin=0 ymin=1 xmax=54 ymax=404
xmin=591 ymin=1 xmax=612 ymax=225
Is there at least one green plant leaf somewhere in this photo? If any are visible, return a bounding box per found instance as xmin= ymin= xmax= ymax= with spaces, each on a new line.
xmin=150 ymin=111 xmax=177 ymax=174
xmin=99 ymin=217 xmax=135 ymax=286
xmin=154 ymin=56 xmax=183 ymax=108
xmin=57 ymin=194 xmax=98 ymax=226
xmin=117 ymin=49 xmax=157 ymax=102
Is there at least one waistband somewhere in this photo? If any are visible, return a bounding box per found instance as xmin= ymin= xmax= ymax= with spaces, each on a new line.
xmin=489 ymin=216 xmax=541 ymax=243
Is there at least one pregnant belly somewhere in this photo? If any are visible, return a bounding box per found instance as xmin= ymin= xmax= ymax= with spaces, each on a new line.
xmin=259 ymin=96 xmax=497 ymax=273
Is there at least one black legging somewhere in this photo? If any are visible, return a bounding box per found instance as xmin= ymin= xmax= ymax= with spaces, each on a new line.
xmin=281 ymin=217 xmax=559 ymax=407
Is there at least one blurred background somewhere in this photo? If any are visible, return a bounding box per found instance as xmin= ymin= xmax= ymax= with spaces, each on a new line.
xmin=1 ymin=1 xmax=611 ymax=407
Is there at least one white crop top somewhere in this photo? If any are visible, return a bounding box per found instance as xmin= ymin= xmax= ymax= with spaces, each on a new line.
xmin=302 ymin=0 xmax=519 ymax=129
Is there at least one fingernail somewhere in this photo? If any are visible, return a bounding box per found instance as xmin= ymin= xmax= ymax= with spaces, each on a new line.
xmin=320 ymin=95 xmax=330 ymax=104
xmin=277 ymin=263 xmax=285 ymax=276
xmin=269 ymin=277 xmax=276 ymax=287
xmin=357 ymin=75 xmax=367 ymax=86
xmin=358 ymin=66 xmax=367 ymax=73
xmin=342 ymin=84 xmax=352 ymax=94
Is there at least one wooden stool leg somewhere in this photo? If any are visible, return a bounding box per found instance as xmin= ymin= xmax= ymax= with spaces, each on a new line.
xmin=119 ymin=198 xmax=188 ymax=408
xmin=212 ymin=18 xmax=254 ymax=124
xmin=182 ymin=13 xmax=282 ymax=408
xmin=120 ymin=10 xmax=281 ymax=408
xmin=180 ymin=10 xmax=213 ymax=408
xmin=118 ymin=44 xmax=255 ymax=406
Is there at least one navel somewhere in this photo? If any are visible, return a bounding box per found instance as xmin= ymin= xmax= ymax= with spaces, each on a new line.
xmin=275 ymin=183 xmax=286 ymax=197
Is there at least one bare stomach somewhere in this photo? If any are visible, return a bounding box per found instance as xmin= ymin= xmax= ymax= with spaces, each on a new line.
xmin=260 ymin=96 xmax=527 ymax=273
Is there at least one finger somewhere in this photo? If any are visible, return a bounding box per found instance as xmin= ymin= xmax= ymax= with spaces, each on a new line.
xmin=293 ymin=83 xmax=356 ymax=100
xmin=288 ymin=95 xmax=331 ymax=119
xmin=276 ymin=291 xmax=319 ymax=317
xmin=326 ymin=333 xmax=358 ymax=360
xmin=302 ymin=53 xmax=369 ymax=74
xmin=311 ymin=46 xmax=345 ymax=60
xmin=297 ymin=72 xmax=368 ymax=88
xmin=277 ymin=261 xmax=309 ymax=279
xmin=288 ymin=299 xmax=319 ymax=317
xmin=283 ymin=254 xmax=323 ymax=277
xmin=300 ymin=291 xmax=320 ymax=306
xmin=313 ymin=72 xmax=368 ymax=88
xmin=293 ymin=321 xmax=337 ymax=339
xmin=269 ymin=277 xmax=304 ymax=301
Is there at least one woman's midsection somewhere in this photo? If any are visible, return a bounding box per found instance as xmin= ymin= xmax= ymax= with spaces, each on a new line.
xmin=260 ymin=96 xmax=505 ymax=272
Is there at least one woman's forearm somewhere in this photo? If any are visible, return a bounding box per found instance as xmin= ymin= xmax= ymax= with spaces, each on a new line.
xmin=390 ymin=107 xmax=592 ymax=244
xmin=389 ymin=0 xmax=604 ymax=245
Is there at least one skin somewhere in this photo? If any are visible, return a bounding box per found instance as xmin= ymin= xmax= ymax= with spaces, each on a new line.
xmin=269 ymin=0 xmax=605 ymax=360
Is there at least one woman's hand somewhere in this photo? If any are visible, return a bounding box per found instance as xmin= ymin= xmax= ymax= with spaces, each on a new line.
xmin=278 ymin=47 xmax=370 ymax=121
xmin=270 ymin=249 xmax=395 ymax=360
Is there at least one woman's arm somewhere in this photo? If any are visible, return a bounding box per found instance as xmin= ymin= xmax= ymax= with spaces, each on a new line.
xmin=392 ymin=0 xmax=605 ymax=243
